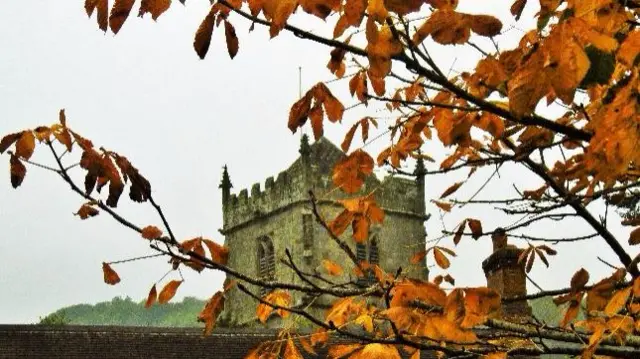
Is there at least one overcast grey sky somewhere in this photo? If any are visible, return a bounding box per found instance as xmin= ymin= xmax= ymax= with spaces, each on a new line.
xmin=0 ymin=1 xmax=633 ymax=324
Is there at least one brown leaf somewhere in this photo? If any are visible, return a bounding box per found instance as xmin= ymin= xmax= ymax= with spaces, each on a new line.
xmin=433 ymin=247 xmax=450 ymax=269
xmin=322 ymin=259 xmax=344 ymax=276
xmin=571 ymin=268 xmax=589 ymax=293
xmin=453 ymin=219 xmax=466 ymax=245
xmin=102 ymin=262 xmax=121 ymax=285
xmin=510 ymin=0 xmax=526 ymax=20
xmin=298 ymin=337 xmax=316 ymax=355
xmin=75 ymin=204 xmax=99 ymax=219
xmin=224 ymin=20 xmax=239 ymax=59
xmin=9 ymin=154 xmax=26 ymax=189
xmin=158 ymin=280 xmax=182 ymax=304
xmin=139 ymin=0 xmax=171 ymax=20
xmin=468 ymin=14 xmax=502 ymax=37
xmin=629 ymin=227 xmax=640 ymax=245
xmin=344 ymin=0 xmax=366 ymax=26
xmin=145 ymin=284 xmax=158 ymax=308
xmin=604 ymin=287 xmax=632 ymax=317
xmin=194 ymin=9 xmax=216 ymax=59
xmin=467 ymin=219 xmax=483 ymax=239
xmin=0 ymin=132 xmax=21 ymax=154
xmin=15 ymin=131 xmax=35 ymax=160
xmin=109 ymin=0 xmax=135 ymax=34
xmin=141 ymin=225 xmax=163 ymax=240
xmin=284 ymin=338 xmax=304 ymax=359
xmin=309 ymin=104 xmax=324 ymax=140
xmin=288 ymin=91 xmax=313 ymax=133
xmin=440 ymin=181 xmax=463 ymax=199
xmin=329 ymin=209 xmax=354 ymax=237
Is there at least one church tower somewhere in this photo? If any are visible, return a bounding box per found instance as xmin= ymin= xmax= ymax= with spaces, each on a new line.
xmin=218 ymin=136 xmax=429 ymax=327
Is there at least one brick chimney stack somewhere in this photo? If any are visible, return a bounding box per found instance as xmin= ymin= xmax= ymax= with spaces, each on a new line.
xmin=482 ymin=228 xmax=532 ymax=323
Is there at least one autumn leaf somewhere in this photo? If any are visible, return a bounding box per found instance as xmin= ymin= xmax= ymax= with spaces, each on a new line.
xmin=468 ymin=14 xmax=502 ymax=37
xmin=102 ymin=262 xmax=120 ymax=285
xmin=329 ymin=209 xmax=354 ymax=237
xmin=141 ymin=225 xmax=163 ymax=240
xmin=604 ymin=286 xmax=632 ymax=316
xmin=9 ymin=154 xmax=26 ymax=189
xmin=0 ymin=132 xmax=21 ymax=154
xmin=283 ymin=338 xmax=304 ymax=359
xmin=467 ymin=219 xmax=483 ymax=239
xmin=109 ymin=0 xmax=136 ymax=34
xmin=440 ymin=181 xmax=463 ymax=199
xmin=351 ymin=344 xmax=401 ymax=359
xmin=341 ymin=123 xmax=359 ymax=153
xmin=256 ymin=290 xmax=291 ymax=323
xmin=432 ymin=200 xmax=452 ymax=212
xmin=322 ymin=259 xmax=344 ymax=276
xmin=224 ymin=21 xmax=239 ymax=59
xmin=139 ymin=0 xmax=171 ymax=21
xmin=629 ymin=227 xmax=640 ymax=245
xmin=203 ymin=239 xmax=229 ymax=265
xmin=75 ymin=203 xmax=99 ymax=219
xmin=453 ymin=219 xmax=466 ymax=245
xmin=198 ymin=291 xmax=225 ymax=335
xmin=571 ymin=268 xmax=589 ymax=293
xmin=332 ymin=149 xmax=374 ymax=193
xmin=410 ymin=250 xmax=427 ymax=264
xmin=194 ymin=8 xmax=216 ymax=59
xmin=158 ymin=280 xmax=182 ymax=304
xmin=433 ymin=247 xmax=451 ymax=269
xmin=15 ymin=131 xmax=35 ymax=160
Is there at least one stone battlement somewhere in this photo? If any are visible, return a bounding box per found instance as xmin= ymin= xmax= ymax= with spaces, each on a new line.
xmin=220 ymin=137 xmax=426 ymax=232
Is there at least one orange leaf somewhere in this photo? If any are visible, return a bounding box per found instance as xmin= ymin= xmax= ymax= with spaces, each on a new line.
xmin=288 ymin=91 xmax=313 ymax=133
xmin=410 ymin=250 xmax=427 ymax=264
xmin=298 ymin=337 xmax=316 ymax=355
xmin=329 ymin=209 xmax=354 ymax=237
xmin=440 ymin=181 xmax=463 ymax=199
xmin=198 ymin=291 xmax=225 ymax=335
xmin=510 ymin=0 xmax=526 ymax=19
xmin=351 ymin=344 xmax=400 ymax=359
xmin=15 ymin=131 xmax=35 ymax=160
xmin=604 ymin=286 xmax=632 ymax=317
xmin=467 ymin=219 xmax=483 ymax=239
xmin=332 ymin=149 xmax=374 ymax=194
xmin=617 ymin=30 xmax=640 ymax=67
xmin=141 ymin=225 xmax=163 ymax=240
xmin=322 ymin=259 xmax=344 ymax=276
xmin=203 ymin=239 xmax=229 ymax=265
xmin=284 ymin=338 xmax=304 ymax=359
xmin=352 ymin=216 xmax=369 ymax=243
xmin=224 ymin=20 xmax=239 ymax=59
xmin=193 ymin=8 xmax=216 ymax=59
xmin=344 ymin=0 xmax=366 ymax=26
xmin=341 ymin=123 xmax=359 ymax=153
xmin=328 ymin=344 xmax=361 ymax=358
xmin=433 ymin=247 xmax=450 ymax=269
xmin=9 ymin=154 xmax=26 ymax=189
xmin=102 ymin=262 xmax=121 ymax=285
xmin=75 ymin=204 xmax=99 ymax=219
xmin=145 ymin=284 xmax=157 ymax=308
xmin=483 ymin=353 xmax=507 ymax=359
xmin=309 ymin=104 xmax=324 ymax=140
xmin=257 ymin=290 xmax=291 ymax=323
xmin=432 ymin=200 xmax=452 ymax=212
xmin=158 ymin=280 xmax=182 ymax=304
xmin=561 ymin=299 xmax=581 ymax=327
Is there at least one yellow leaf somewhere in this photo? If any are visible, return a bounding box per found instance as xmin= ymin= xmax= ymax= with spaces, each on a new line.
xmin=322 ymin=259 xmax=344 ymax=276
xmin=604 ymin=286 xmax=632 ymax=316
xmin=350 ymin=344 xmax=400 ymax=359
xmin=158 ymin=280 xmax=182 ymax=304
xmin=355 ymin=314 xmax=374 ymax=332
xmin=102 ymin=262 xmax=121 ymax=285
xmin=145 ymin=284 xmax=157 ymax=308
xmin=256 ymin=290 xmax=291 ymax=323
xmin=141 ymin=225 xmax=163 ymax=240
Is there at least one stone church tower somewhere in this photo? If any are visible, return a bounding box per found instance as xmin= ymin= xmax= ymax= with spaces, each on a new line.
xmin=218 ymin=136 xmax=429 ymax=327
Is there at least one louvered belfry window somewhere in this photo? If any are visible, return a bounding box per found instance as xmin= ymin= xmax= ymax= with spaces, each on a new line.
xmin=257 ymin=236 xmax=275 ymax=296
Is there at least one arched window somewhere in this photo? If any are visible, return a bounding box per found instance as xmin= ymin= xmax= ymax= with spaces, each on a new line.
xmin=257 ymin=236 xmax=275 ymax=296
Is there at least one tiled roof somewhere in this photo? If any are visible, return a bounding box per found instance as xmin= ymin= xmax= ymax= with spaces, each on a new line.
xmin=0 ymin=325 xmax=439 ymax=359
